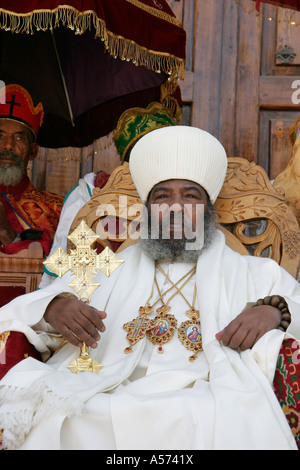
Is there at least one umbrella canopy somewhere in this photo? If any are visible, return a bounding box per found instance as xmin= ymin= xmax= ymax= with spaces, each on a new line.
xmin=0 ymin=0 xmax=186 ymax=148
xmin=253 ymin=0 xmax=300 ymax=10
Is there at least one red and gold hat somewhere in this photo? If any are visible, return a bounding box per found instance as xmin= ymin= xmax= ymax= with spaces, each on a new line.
xmin=0 ymin=84 xmax=44 ymax=139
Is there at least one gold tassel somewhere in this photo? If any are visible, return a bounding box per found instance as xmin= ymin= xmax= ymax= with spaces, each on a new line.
xmin=124 ymin=0 xmax=182 ymax=27
xmin=0 ymin=6 xmax=185 ymax=81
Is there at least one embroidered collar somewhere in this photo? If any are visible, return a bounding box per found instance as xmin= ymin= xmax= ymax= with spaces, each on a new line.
xmin=0 ymin=173 xmax=30 ymax=200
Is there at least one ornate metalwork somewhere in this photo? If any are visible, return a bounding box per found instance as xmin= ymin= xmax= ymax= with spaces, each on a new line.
xmin=276 ymin=45 xmax=296 ymax=65
xmin=44 ymin=220 xmax=124 ymax=373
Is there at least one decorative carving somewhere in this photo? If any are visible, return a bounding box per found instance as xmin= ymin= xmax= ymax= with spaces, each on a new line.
xmin=283 ymin=231 xmax=300 ymax=260
xmin=274 ymin=127 xmax=300 ymax=224
xmin=276 ymin=44 xmax=296 ymax=65
xmin=68 ymin=162 xmax=142 ymax=253
xmin=0 ymin=242 xmax=44 ymax=293
xmin=219 ymin=159 xmax=285 ymax=198
xmin=215 ymin=158 xmax=300 ymax=278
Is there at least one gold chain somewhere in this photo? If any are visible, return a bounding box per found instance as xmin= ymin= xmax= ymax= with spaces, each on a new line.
xmin=155 ymin=263 xmax=197 ymax=310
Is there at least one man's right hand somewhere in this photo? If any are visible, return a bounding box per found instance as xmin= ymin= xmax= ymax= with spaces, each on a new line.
xmin=44 ymin=296 xmax=107 ymax=349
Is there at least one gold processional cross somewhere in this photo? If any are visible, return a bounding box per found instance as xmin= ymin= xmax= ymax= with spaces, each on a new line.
xmin=44 ymin=220 xmax=124 ymax=374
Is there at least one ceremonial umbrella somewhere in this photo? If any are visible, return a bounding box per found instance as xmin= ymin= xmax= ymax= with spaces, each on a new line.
xmin=0 ymin=0 xmax=186 ymax=148
xmin=253 ymin=0 xmax=300 ymax=10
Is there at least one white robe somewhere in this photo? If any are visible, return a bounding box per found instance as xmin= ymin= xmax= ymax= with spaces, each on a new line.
xmin=1 ymin=231 xmax=300 ymax=450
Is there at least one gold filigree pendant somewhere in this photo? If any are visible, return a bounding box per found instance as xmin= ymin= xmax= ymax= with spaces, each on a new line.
xmin=123 ymin=306 xmax=155 ymax=353
xmin=178 ymin=308 xmax=203 ymax=362
xmin=67 ymin=342 xmax=103 ymax=374
xmin=146 ymin=305 xmax=177 ymax=354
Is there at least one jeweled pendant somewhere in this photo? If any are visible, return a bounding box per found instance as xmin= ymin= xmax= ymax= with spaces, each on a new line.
xmin=178 ymin=318 xmax=203 ymax=361
xmin=146 ymin=305 xmax=177 ymax=353
xmin=185 ymin=307 xmax=200 ymax=321
xmin=123 ymin=306 xmax=154 ymax=353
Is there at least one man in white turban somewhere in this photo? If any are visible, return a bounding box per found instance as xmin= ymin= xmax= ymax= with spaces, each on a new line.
xmin=0 ymin=126 xmax=300 ymax=451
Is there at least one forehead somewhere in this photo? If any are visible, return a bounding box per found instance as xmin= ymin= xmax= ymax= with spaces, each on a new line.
xmin=150 ymin=179 xmax=205 ymax=193
xmin=0 ymin=119 xmax=31 ymax=136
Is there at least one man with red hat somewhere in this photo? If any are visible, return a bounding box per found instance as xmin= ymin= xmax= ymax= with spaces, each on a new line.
xmin=0 ymin=84 xmax=63 ymax=258
xmin=0 ymin=84 xmax=63 ymax=308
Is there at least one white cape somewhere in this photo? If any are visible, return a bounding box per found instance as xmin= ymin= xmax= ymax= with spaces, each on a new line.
xmin=1 ymin=231 xmax=300 ymax=450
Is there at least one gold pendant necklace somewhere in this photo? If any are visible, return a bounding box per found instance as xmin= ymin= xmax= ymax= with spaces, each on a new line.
xmin=178 ymin=294 xmax=203 ymax=362
xmin=123 ymin=305 xmax=155 ymax=354
xmin=123 ymin=266 xmax=196 ymax=354
xmin=146 ymin=266 xmax=196 ymax=354
xmin=146 ymin=301 xmax=178 ymax=355
xmin=155 ymin=265 xmax=203 ymax=362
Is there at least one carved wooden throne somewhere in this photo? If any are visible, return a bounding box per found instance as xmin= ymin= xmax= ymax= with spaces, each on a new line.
xmin=68 ymin=162 xmax=142 ymax=254
xmin=69 ymin=159 xmax=300 ymax=279
xmin=0 ymin=242 xmax=44 ymax=306
xmin=215 ymin=158 xmax=300 ymax=279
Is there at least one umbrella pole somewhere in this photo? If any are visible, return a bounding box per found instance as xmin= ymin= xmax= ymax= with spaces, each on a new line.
xmin=51 ymin=30 xmax=75 ymax=127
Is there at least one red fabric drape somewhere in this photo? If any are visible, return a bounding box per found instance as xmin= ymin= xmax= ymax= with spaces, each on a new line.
xmin=254 ymin=0 xmax=300 ymax=10
xmin=0 ymin=287 xmax=25 ymax=308
xmin=0 ymin=332 xmax=42 ymax=382
xmin=0 ymin=0 xmax=186 ymax=63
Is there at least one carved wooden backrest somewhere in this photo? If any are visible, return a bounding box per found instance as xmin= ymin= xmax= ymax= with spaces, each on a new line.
xmin=215 ymin=157 xmax=300 ymax=278
xmin=0 ymin=242 xmax=44 ymax=293
xmin=68 ymin=163 xmax=142 ymax=253
xmin=69 ymin=159 xmax=300 ymax=279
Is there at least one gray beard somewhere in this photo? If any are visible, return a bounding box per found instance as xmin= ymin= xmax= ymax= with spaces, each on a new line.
xmin=139 ymin=202 xmax=217 ymax=262
xmin=0 ymin=150 xmax=25 ymax=186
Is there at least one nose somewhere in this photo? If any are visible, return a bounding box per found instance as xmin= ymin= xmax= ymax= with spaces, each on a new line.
xmin=168 ymin=195 xmax=185 ymax=214
xmin=1 ymin=135 xmax=14 ymax=151
xmin=169 ymin=204 xmax=184 ymax=218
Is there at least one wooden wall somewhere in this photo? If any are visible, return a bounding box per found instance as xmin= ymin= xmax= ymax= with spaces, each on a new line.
xmin=169 ymin=0 xmax=300 ymax=178
xmin=31 ymin=0 xmax=300 ymax=197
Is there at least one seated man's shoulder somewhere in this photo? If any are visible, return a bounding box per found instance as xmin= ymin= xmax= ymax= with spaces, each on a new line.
xmin=25 ymin=183 xmax=64 ymax=207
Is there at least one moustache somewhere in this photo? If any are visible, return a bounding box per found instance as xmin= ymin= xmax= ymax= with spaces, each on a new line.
xmin=0 ymin=150 xmax=20 ymax=162
xmin=151 ymin=211 xmax=198 ymax=240
xmin=0 ymin=150 xmax=24 ymax=169
xmin=161 ymin=211 xmax=196 ymax=230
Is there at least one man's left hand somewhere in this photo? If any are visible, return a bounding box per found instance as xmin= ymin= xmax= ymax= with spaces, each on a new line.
xmin=215 ymin=305 xmax=281 ymax=351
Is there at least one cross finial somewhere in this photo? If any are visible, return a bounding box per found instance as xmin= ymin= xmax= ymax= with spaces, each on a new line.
xmin=44 ymin=220 xmax=124 ymax=373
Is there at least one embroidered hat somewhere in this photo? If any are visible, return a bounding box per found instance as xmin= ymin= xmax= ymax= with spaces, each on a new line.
xmin=129 ymin=125 xmax=228 ymax=204
xmin=0 ymin=84 xmax=44 ymax=139
xmin=114 ymin=102 xmax=175 ymax=162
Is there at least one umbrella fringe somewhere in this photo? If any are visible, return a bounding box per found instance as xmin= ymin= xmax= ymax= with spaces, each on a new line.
xmin=160 ymin=82 xmax=183 ymax=124
xmin=0 ymin=5 xmax=185 ymax=83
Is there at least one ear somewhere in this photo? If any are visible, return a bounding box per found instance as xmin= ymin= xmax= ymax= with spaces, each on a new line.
xmin=28 ymin=142 xmax=39 ymax=161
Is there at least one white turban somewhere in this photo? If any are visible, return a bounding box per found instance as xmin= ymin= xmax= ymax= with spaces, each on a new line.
xmin=129 ymin=125 xmax=228 ymax=204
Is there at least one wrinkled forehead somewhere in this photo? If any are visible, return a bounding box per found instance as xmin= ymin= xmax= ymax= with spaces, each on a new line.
xmin=148 ymin=178 xmax=208 ymax=199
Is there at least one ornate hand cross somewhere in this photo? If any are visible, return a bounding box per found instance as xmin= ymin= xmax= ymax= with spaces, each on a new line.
xmin=44 ymin=220 xmax=124 ymax=373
